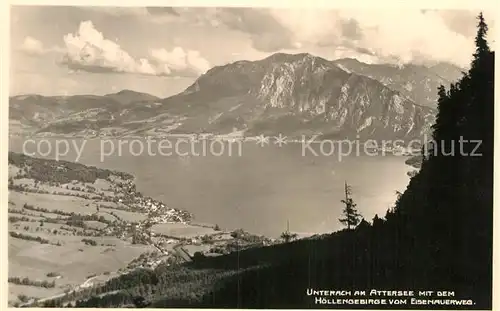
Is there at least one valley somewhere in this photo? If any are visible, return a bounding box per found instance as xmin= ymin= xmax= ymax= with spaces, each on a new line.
xmin=7 ymin=152 xmax=274 ymax=307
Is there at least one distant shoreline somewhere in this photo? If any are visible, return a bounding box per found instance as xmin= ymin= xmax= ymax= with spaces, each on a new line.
xmin=8 ymin=143 xmax=409 ymax=237
xmin=9 ymin=134 xmax=421 ymax=158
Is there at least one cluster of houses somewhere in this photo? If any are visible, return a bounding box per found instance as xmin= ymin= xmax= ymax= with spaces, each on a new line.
xmin=148 ymin=208 xmax=191 ymax=224
xmin=110 ymin=178 xmax=192 ymax=223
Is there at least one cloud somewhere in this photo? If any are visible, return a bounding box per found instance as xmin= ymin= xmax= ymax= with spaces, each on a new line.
xmin=149 ymin=47 xmax=210 ymax=75
xmin=80 ymin=7 xmax=182 ymax=24
xmin=19 ymin=36 xmax=45 ymax=55
xmin=200 ymin=8 xmax=493 ymax=67
xmin=143 ymin=7 xmax=296 ymax=51
xmin=334 ymin=9 xmax=477 ymax=66
xmin=330 ymin=46 xmax=381 ymax=64
xmin=341 ymin=18 xmax=363 ymax=40
xmin=146 ymin=7 xmax=180 ymax=16
xmin=275 ymin=9 xmax=495 ymax=66
xmin=79 ymin=7 xmax=148 ymax=17
xmin=18 ymin=36 xmax=66 ymax=57
xmin=60 ymin=20 xmax=210 ymax=77
xmin=437 ymin=10 xmax=484 ymax=38
xmin=65 ymin=7 xmax=495 ymax=67
xmin=213 ymin=8 xmax=296 ymax=52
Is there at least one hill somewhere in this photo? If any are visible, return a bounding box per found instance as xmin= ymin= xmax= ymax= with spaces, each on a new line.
xmin=156 ymin=53 xmax=434 ymax=140
xmin=332 ymin=59 xmax=464 ymax=109
xmin=104 ymin=90 xmax=160 ymax=106
xmin=8 ymin=91 xmax=163 ymax=137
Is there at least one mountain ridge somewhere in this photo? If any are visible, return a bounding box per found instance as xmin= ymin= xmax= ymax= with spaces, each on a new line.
xmin=332 ymin=58 xmax=464 ymax=108
xmin=9 ymin=52 xmax=452 ymax=141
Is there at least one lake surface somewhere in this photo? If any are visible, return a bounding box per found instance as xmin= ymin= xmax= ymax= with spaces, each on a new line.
xmin=9 ymin=137 xmax=411 ymax=237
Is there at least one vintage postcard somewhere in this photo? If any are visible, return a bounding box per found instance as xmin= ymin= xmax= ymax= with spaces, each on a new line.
xmin=4 ymin=2 xmax=496 ymax=309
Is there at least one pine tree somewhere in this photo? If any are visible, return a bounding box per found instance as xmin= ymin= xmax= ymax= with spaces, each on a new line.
xmin=372 ymin=214 xmax=384 ymax=227
xmin=460 ymin=12 xmax=494 ymax=295
xmin=472 ymin=12 xmax=490 ymax=69
xmin=431 ymin=85 xmax=449 ymax=143
xmin=339 ymin=182 xmax=361 ymax=230
xmin=280 ymin=220 xmax=298 ymax=243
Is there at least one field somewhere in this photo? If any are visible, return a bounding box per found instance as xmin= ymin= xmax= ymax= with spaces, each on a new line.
xmin=9 ymin=191 xmax=98 ymax=215
xmin=100 ymin=207 xmax=148 ymax=222
xmin=151 ymin=223 xmax=217 ymax=238
xmin=7 ymin=152 xmax=239 ymax=308
xmin=8 ymin=235 xmax=154 ymax=303
xmin=7 ymin=173 xmax=153 ymax=306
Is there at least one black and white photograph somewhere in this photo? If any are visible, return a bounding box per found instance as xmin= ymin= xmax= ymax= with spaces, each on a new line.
xmin=5 ymin=3 xmax=496 ymax=309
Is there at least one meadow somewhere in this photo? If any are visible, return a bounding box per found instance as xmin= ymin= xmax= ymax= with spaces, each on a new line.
xmin=151 ymin=223 xmax=217 ymax=239
xmin=7 ymin=165 xmax=154 ymax=306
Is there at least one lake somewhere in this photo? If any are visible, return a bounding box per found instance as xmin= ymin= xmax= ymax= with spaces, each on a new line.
xmin=9 ymin=137 xmax=411 ymax=237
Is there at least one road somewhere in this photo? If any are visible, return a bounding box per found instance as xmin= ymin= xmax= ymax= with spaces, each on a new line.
xmin=76 ymin=275 xmax=98 ymax=289
xmin=19 ymin=275 xmax=100 ymax=307
xmin=173 ymin=244 xmax=192 ymax=262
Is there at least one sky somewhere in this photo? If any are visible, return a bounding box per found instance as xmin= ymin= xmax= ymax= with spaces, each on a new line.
xmin=9 ymin=6 xmax=497 ymax=98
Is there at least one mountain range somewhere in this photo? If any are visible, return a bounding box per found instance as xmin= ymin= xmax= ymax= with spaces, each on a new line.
xmin=9 ymin=53 xmax=464 ymax=141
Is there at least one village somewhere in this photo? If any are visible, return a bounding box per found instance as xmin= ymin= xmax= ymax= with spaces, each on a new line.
xmin=7 ymin=152 xmax=275 ymax=306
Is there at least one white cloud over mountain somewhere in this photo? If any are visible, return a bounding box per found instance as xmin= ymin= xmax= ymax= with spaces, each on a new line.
xmin=193 ymin=8 xmax=494 ymax=67
xmin=19 ymin=36 xmax=45 ymax=55
xmin=149 ymin=47 xmax=210 ymax=75
xmin=40 ymin=20 xmax=210 ymax=77
xmin=19 ymin=8 xmax=493 ymax=69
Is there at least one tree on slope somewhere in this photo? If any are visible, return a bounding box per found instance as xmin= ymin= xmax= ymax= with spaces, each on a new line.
xmin=339 ymin=181 xmax=361 ymax=230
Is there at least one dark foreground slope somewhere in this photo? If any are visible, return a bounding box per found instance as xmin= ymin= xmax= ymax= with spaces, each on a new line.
xmin=184 ymin=16 xmax=494 ymax=309
xmin=178 ymin=16 xmax=493 ymax=310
